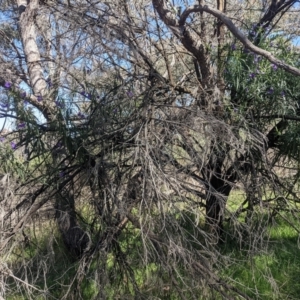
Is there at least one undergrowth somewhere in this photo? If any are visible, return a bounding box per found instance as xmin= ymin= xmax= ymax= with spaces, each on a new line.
xmin=3 ymin=192 xmax=300 ymax=299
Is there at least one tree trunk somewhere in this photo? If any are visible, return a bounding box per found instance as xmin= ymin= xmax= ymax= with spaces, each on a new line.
xmin=17 ymin=0 xmax=52 ymax=119
xmin=17 ymin=0 xmax=47 ymax=95
xmin=55 ymin=182 xmax=90 ymax=259
xmin=205 ymin=175 xmax=232 ymax=242
xmin=17 ymin=0 xmax=89 ymax=258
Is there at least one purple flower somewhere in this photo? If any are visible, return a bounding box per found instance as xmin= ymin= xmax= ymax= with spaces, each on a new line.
xmin=37 ymin=95 xmax=43 ymax=102
xmin=86 ymin=93 xmax=91 ymax=99
xmin=0 ymin=137 xmax=5 ymax=142
xmin=231 ymin=44 xmax=236 ymax=51
xmin=11 ymin=142 xmax=17 ymax=150
xmin=249 ymin=73 xmax=256 ymax=79
xmin=271 ymin=64 xmax=278 ymax=71
xmin=77 ymin=111 xmax=85 ymax=119
xmin=0 ymin=102 xmax=9 ymax=109
xmin=267 ymin=87 xmax=274 ymax=94
xmin=254 ymin=55 xmax=262 ymax=64
xmin=20 ymin=92 xmax=26 ymax=98
xmin=249 ymin=25 xmax=258 ymax=37
xmin=4 ymin=82 xmax=11 ymax=89
xmin=55 ymin=101 xmax=64 ymax=108
xmin=80 ymin=90 xmax=85 ymax=96
xmin=265 ymin=25 xmax=271 ymax=32
xmin=18 ymin=122 xmax=26 ymax=129
xmin=46 ymin=78 xmax=53 ymax=87
xmin=127 ymin=91 xmax=134 ymax=97
xmin=249 ymin=31 xmax=256 ymax=38
xmin=113 ymin=108 xmax=118 ymax=114
xmin=56 ymin=141 xmax=62 ymax=148
xmin=243 ymin=48 xmax=250 ymax=54
xmin=59 ymin=171 xmax=65 ymax=178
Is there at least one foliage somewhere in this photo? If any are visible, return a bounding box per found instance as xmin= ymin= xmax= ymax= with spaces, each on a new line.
xmin=0 ymin=0 xmax=300 ymax=299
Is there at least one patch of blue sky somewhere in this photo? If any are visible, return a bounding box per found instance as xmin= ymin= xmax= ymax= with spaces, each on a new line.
xmin=292 ymin=36 xmax=300 ymax=46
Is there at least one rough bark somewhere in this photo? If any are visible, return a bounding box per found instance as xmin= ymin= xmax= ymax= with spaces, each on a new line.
xmin=153 ymin=0 xmax=300 ymax=77
xmin=16 ymin=0 xmax=52 ymax=119
xmin=55 ymin=183 xmax=90 ymax=259
xmin=205 ymin=176 xmax=232 ymax=240
xmin=16 ymin=0 xmax=89 ymax=259
xmin=179 ymin=4 xmax=300 ymax=76
xmin=17 ymin=0 xmax=47 ymax=96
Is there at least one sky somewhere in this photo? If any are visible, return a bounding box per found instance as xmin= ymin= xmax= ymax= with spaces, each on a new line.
xmin=1 ymin=0 xmax=300 ymax=132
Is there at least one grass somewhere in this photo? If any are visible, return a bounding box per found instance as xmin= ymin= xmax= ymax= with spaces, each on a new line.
xmin=3 ymin=190 xmax=300 ymax=299
xmin=220 ymin=213 xmax=300 ymax=299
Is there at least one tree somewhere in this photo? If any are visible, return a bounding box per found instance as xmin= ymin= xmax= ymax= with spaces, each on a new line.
xmin=0 ymin=0 xmax=300 ymax=298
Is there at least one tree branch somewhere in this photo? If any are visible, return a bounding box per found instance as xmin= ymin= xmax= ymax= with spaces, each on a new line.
xmin=179 ymin=4 xmax=300 ymax=76
xmin=152 ymin=0 xmax=211 ymax=84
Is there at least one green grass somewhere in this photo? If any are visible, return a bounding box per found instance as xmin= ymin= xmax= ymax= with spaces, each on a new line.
xmin=221 ymin=213 xmax=300 ymax=299
xmin=4 ymin=190 xmax=300 ymax=299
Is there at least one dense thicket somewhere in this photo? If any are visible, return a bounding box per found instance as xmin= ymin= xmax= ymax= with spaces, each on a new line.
xmin=0 ymin=0 xmax=300 ymax=298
